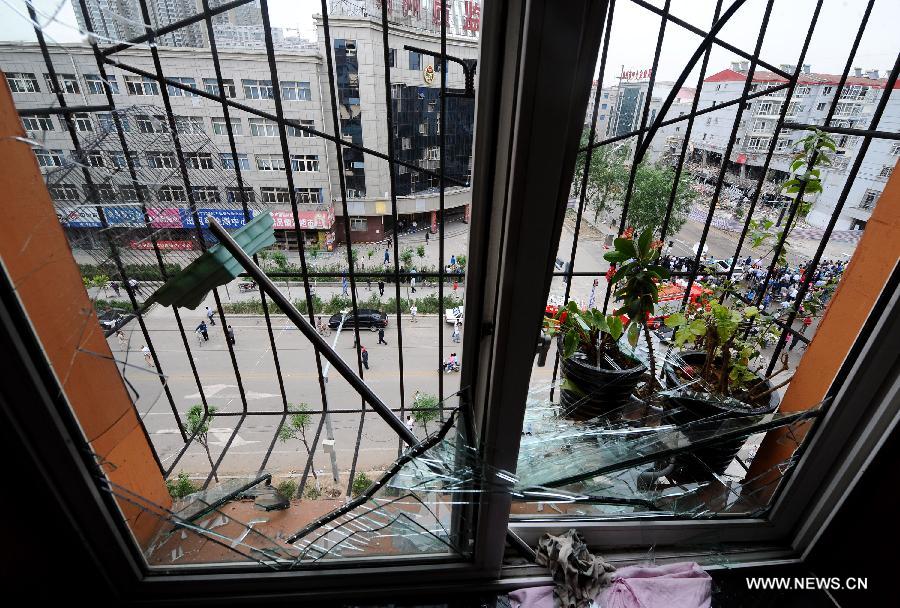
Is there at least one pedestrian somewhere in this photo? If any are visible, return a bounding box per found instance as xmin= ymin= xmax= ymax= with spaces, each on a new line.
xmin=127 ymin=277 xmax=140 ymax=296
xmin=384 ymin=248 xmax=390 ymax=265
xmin=206 ymin=306 xmax=216 ymax=326
xmin=227 ymin=325 xmax=235 ymax=346
xmin=410 ymin=303 xmax=418 ymax=322
xmin=452 ymin=321 xmax=461 ymax=343
xmin=453 ymin=279 xmax=458 ymax=292
xmin=412 ymin=220 xmax=417 ymax=233
xmin=378 ymin=326 xmax=388 ymax=345
xmin=387 ymin=236 xmax=393 ymax=249
xmin=142 ymin=345 xmax=154 ymax=367
xmin=342 ymin=274 xmax=349 ymax=296
xmin=425 ymin=230 xmax=430 ymax=244
xmin=110 ymin=281 xmax=121 ymax=297
xmin=378 ymin=280 xmax=385 ymax=297
xmin=410 ymin=272 xmax=417 ymax=294
xmin=361 ymin=346 xmax=369 ymax=370
xmin=116 ymin=329 xmax=127 ymax=350
xmin=414 ymin=389 xmax=421 ymax=404
xmin=405 ymin=414 xmax=415 ymax=433
xmin=450 ymin=254 xmax=457 ymax=267
xmin=196 ymin=320 xmax=209 ymax=341
xmin=801 ymin=316 xmax=812 ymax=334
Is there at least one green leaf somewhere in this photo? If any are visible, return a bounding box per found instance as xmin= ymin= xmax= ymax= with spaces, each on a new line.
xmin=563 ymin=330 xmax=577 ymax=358
xmin=638 ymin=229 xmax=652 ymax=258
xmin=665 ymin=312 xmax=686 ymax=328
xmin=613 ymin=237 xmax=636 ymax=259
xmin=607 ymin=315 xmax=624 ymax=341
xmin=627 ymin=322 xmax=640 ymax=348
xmin=743 ymin=306 xmax=759 ymax=318
xmin=675 ymin=325 xmax=694 ymax=346
xmin=603 ymin=250 xmax=627 ymax=263
xmin=689 ymin=319 xmax=707 ymax=336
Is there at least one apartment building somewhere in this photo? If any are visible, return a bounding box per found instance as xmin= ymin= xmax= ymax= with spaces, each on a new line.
xmin=1 ymin=0 xmax=480 ymax=247
xmin=690 ymin=62 xmax=899 ymax=230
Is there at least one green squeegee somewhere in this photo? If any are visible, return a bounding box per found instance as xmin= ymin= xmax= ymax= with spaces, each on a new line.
xmin=148 ymin=212 xmax=276 ymax=310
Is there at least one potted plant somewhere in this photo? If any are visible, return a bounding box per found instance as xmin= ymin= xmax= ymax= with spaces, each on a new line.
xmin=544 ymin=301 xmax=645 ymax=420
xmin=662 ymin=297 xmax=785 ymax=478
xmin=602 ymin=227 xmax=671 ymax=396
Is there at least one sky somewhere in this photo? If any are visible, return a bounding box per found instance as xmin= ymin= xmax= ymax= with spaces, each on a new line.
xmin=0 ymin=0 xmax=897 ymax=87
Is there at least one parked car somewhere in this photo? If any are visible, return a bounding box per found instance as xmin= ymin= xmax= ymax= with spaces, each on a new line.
xmin=445 ymin=306 xmax=464 ymax=324
xmin=328 ymin=309 xmax=388 ymax=330
xmin=97 ymin=309 xmax=128 ymax=332
xmin=710 ymin=258 xmax=745 ymax=282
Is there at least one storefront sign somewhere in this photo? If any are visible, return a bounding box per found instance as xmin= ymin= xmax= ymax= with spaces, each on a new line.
xmin=423 ymin=64 xmax=435 ymax=85
xmin=103 ymin=205 xmax=145 ymax=227
xmin=57 ymin=206 xmax=102 ymax=228
xmin=130 ymin=240 xmax=194 ymax=251
xmin=148 ymin=207 xmax=183 ymax=228
xmin=270 ymin=208 xmax=336 ymax=230
xmin=180 ymin=208 xmax=252 ymax=229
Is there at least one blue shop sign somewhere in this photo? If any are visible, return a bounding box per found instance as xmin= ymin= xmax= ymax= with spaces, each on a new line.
xmin=103 ymin=205 xmax=146 ymax=227
xmin=180 ymin=208 xmax=252 ymax=230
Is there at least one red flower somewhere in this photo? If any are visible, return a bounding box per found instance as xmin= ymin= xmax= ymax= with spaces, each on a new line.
xmin=622 ymin=227 xmax=635 ymax=239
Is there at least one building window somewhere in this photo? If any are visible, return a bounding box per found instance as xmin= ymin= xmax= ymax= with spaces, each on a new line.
xmin=73 ymin=113 xmax=93 ymax=132
xmin=119 ymin=185 xmax=149 ymax=202
xmin=226 ymin=187 xmax=255 ymax=203
xmin=859 ymin=189 xmax=879 ymax=210
xmin=135 ymin=114 xmax=156 ymax=133
xmin=822 ymin=86 xmax=833 ymax=95
xmin=85 ymin=184 xmax=115 ymax=201
xmin=44 ymin=73 xmax=80 ymax=94
xmin=776 ymin=137 xmax=791 ymax=152
xmin=124 ymin=75 xmax=159 ymax=96
xmin=167 ymin=77 xmax=198 ymax=97
xmin=191 ymin=186 xmax=219 ymax=202
xmin=402 ymin=137 xmax=411 ymax=150
xmin=426 ymin=146 xmax=440 ymax=161
xmin=890 ymin=143 xmax=900 ymax=156
xmin=49 ymin=183 xmax=79 ymax=200
xmin=879 ymin=165 xmax=893 ymax=178
xmin=84 ymin=74 xmax=119 ymax=95
xmin=389 ymin=48 xmax=396 ymax=67
xmin=816 ymin=102 xmax=826 ymax=111
xmin=256 ymin=155 xmax=286 ymax=171
xmin=7 ymin=72 xmax=40 ymax=93
xmin=185 ymin=152 xmax=214 ymax=169
xmin=796 ymin=86 xmax=811 ymax=96
xmin=260 ymin=186 xmax=291 ymax=203
xmin=295 ymin=119 xmax=315 ymax=137
xmin=350 ymin=217 xmax=367 ymax=231
xmin=158 ymin=185 xmax=185 ymax=202
xmin=243 ymin=79 xmax=274 ymax=99
xmin=291 ymin=155 xmax=319 ymax=172
xmin=203 ymin=78 xmax=236 ymax=98
xmin=22 ymin=117 xmax=54 ymax=134
xmin=211 ymin=117 xmax=242 ymax=136
xmin=146 ymin=151 xmax=177 ymax=169
xmin=409 ymin=50 xmax=421 ymax=70
xmin=220 ymin=153 xmax=250 ymax=170
xmin=249 ymin=118 xmax=279 ymax=137
xmin=747 ymin=136 xmax=770 ymax=151
xmin=174 ymin=116 xmax=205 ymax=134
xmin=109 ymin=151 xmax=141 ymax=169
xmin=295 ymin=188 xmax=320 ymax=204
xmin=35 ymin=148 xmax=65 ymax=167
xmin=281 ymin=81 xmax=312 ymax=101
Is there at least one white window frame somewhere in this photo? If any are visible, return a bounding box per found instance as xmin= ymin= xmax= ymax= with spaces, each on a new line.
xmin=191 ymin=186 xmax=220 ymax=202
xmin=349 ymin=217 xmax=367 ymax=231
xmin=281 ymin=81 xmax=312 ymax=101
xmin=124 ymin=75 xmax=159 ymax=96
xmin=220 ymin=153 xmax=250 ymax=170
xmin=84 ymin=74 xmax=119 ymax=95
xmin=203 ymin=78 xmax=236 ymax=98
xmin=45 ymin=73 xmax=80 ymax=94
xmin=185 ymin=152 xmax=214 ymax=170
xmin=879 ymin=165 xmax=893 ymax=178
xmin=35 ymin=148 xmax=65 ymax=167
xmin=295 ymin=188 xmax=320 ymax=204
xmin=73 ymin=113 xmax=93 ymax=132
xmin=8 ymin=72 xmax=40 ymax=93
xmin=248 ymin=118 xmax=279 ymax=137
xmin=211 ymin=117 xmax=242 ymax=136
xmin=243 ymin=79 xmax=274 ymax=99
xmin=22 ymin=116 xmax=54 ymax=134
xmin=256 ymin=155 xmax=286 ymax=171
xmin=157 ymin=185 xmax=186 ymax=202
xmin=175 ymin=116 xmax=205 ymax=134
xmin=260 ymin=186 xmax=291 ymax=203
xmin=290 ymin=155 xmax=320 ymax=172
xmin=146 ymin=152 xmax=177 ymax=169
xmin=167 ymin=77 xmax=199 ymax=97
xmin=49 ymin=183 xmax=79 ymax=200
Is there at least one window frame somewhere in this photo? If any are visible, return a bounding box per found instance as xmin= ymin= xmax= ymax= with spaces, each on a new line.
xmin=7 ymin=72 xmax=40 ymax=93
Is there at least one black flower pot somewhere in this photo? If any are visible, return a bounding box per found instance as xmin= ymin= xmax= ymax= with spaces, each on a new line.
xmin=558 ymin=341 xmax=646 ymax=421
xmin=662 ymin=351 xmax=780 ymax=479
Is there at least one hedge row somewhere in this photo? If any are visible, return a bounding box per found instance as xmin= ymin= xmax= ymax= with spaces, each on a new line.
xmin=222 ymin=293 xmax=464 ymax=316
xmin=79 ymin=262 xmax=183 ymax=282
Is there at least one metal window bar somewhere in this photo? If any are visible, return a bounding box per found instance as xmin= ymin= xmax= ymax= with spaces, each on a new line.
xmin=17 ymin=0 xmax=897 ymax=545
xmin=25 ymin=1 xmax=171 ymax=471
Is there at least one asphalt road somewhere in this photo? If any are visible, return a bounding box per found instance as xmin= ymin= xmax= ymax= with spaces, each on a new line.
xmin=103 ymin=213 xmax=849 ymax=485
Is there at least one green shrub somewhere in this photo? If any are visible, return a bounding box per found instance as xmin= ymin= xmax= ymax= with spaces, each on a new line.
xmin=166 ymin=472 xmax=198 ymax=499
xmin=276 ymin=479 xmax=298 ymax=500
xmin=304 ymin=484 xmax=322 ymax=500
xmin=351 ymin=472 xmax=373 ymax=498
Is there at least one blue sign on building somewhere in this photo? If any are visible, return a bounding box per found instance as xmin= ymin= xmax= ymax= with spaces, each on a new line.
xmin=179 ymin=208 xmax=252 ymax=230
xmin=103 ymin=205 xmax=146 ymax=227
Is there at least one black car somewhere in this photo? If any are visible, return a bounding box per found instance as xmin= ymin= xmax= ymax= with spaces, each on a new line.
xmin=328 ymin=309 xmax=388 ymax=330
xmin=97 ymin=309 xmax=131 ymax=333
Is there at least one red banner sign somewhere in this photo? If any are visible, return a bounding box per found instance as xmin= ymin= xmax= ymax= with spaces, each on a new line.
xmin=270 ymin=207 xmax=335 ymax=230
xmin=621 ymin=68 xmax=653 ymax=80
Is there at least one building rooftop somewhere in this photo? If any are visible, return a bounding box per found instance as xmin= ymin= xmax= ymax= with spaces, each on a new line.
xmin=704 ymin=67 xmax=897 ymax=89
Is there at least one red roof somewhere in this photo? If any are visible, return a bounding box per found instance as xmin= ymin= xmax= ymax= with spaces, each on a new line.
xmin=703 ymin=68 xmax=896 ymax=89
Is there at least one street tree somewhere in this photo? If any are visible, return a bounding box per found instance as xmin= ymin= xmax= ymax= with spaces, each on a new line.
xmin=573 ymin=136 xmax=630 ymax=222
xmin=624 ymin=160 xmax=696 ymax=235
xmin=411 ymin=393 xmax=440 ymax=434
xmin=186 ymin=404 xmax=218 ymax=482
xmin=277 ymin=403 xmax=318 ymax=484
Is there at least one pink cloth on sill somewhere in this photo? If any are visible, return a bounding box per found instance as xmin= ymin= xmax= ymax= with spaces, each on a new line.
xmin=509 ymin=562 xmax=711 ymax=608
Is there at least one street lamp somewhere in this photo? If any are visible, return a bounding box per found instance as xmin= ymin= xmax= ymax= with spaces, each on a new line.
xmin=320 ymin=308 xmax=351 ymax=483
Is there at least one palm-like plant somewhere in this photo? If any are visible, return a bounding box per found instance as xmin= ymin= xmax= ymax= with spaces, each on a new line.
xmin=603 ymin=228 xmax=670 ymax=390
xmin=186 ymin=404 xmax=218 ymax=482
